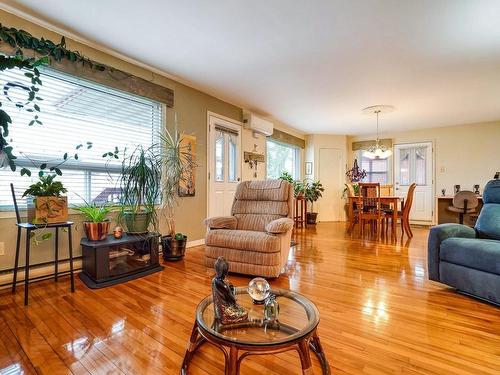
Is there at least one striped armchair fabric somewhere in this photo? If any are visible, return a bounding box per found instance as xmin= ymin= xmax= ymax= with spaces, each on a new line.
xmin=204 ymin=179 xmax=294 ymax=278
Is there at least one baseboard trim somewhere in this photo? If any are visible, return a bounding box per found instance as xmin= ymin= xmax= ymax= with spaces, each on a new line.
xmin=0 ymin=259 xmax=83 ymax=289
xmin=187 ymin=239 xmax=205 ymax=248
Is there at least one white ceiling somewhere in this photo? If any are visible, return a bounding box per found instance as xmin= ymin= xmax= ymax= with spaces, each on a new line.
xmin=4 ymin=0 xmax=500 ymax=135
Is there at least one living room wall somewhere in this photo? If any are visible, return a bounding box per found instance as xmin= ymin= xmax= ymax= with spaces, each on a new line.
xmin=0 ymin=10 xmax=243 ymax=273
xmin=347 ymin=120 xmax=500 ymax=198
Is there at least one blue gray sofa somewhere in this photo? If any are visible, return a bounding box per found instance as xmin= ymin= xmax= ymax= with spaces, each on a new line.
xmin=428 ymin=179 xmax=500 ymax=305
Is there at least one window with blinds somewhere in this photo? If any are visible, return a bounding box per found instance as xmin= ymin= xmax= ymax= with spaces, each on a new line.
xmin=0 ymin=66 xmax=163 ymax=209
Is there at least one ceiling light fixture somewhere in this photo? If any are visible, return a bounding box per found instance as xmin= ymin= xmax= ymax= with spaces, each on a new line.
xmin=362 ymin=105 xmax=394 ymax=159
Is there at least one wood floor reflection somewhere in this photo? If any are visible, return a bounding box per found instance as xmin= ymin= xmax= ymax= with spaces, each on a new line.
xmin=0 ymin=222 xmax=499 ymax=374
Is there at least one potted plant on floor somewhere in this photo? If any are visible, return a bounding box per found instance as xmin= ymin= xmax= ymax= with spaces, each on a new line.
xmin=119 ymin=146 xmax=162 ymax=234
xmin=74 ymin=202 xmax=111 ymax=241
xmin=304 ymin=180 xmax=324 ymax=225
xmin=160 ymin=128 xmax=196 ymax=261
xmin=23 ymin=174 xmax=68 ymax=224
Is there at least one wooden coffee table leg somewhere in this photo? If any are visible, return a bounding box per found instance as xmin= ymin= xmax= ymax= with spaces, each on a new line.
xmin=309 ymin=330 xmax=331 ymax=375
xmin=298 ymin=339 xmax=313 ymax=375
xmin=181 ymin=321 xmax=204 ymax=375
xmin=225 ymin=345 xmax=239 ymax=375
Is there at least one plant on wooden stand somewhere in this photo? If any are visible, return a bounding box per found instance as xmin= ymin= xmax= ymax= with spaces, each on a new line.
xmin=160 ymin=127 xmax=196 ymax=261
xmin=118 ymin=146 xmax=162 ymax=234
xmin=74 ymin=202 xmax=111 ymax=241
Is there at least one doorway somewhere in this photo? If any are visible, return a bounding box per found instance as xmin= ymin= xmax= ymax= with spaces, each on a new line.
xmin=317 ymin=148 xmax=344 ymax=221
xmin=394 ymin=142 xmax=433 ymax=222
xmin=207 ymin=113 xmax=242 ymax=217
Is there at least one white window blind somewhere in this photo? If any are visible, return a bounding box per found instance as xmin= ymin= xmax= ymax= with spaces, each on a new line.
xmin=0 ymin=66 xmax=163 ymax=209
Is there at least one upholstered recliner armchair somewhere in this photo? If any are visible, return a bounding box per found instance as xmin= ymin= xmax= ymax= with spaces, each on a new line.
xmin=428 ymin=179 xmax=500 ymax=305
xmin=204 ymin=180 xmax=294 ymax=278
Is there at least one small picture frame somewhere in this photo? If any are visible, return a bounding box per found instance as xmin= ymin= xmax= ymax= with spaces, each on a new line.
xmin=305 ymin=162 xmax=313 ymax=176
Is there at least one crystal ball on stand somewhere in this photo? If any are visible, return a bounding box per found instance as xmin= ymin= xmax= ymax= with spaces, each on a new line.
xmin=247 ymin=277 xmax=270 ymax=304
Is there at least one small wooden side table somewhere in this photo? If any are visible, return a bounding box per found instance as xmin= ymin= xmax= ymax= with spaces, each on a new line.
xmin=294 ymin=195 xmax=307 ymax=228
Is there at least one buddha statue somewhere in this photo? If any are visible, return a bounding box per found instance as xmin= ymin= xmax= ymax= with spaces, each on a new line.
xmin=212 ymin=257 xmax=248 ymax=325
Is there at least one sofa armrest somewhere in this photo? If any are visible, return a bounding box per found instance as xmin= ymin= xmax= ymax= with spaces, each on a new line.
xmin=266 ymin=218 xmax=294 ymax=235
xmin=204 ymin=216 xmax=237 ymax=230
xmin=428 ymin=224 xmax=477 ymax=281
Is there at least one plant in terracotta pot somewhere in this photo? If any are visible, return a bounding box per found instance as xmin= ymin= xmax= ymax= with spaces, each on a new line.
xmin=22 ymin=174 xmax=68 ymax=224
xmin=118 ymin=146 xmax=162 ymax=234
xmin=304 ymin=180 xmax=324 ymax=225
xmin=74 ymin=202 xmax=111 ymax=241
xmin=159 ymin=127 xmax=196 ymax=261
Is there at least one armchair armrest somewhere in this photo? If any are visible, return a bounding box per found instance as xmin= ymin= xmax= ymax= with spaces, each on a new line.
xmin=266 ymin=218 xmax=294 ymax=235
xmin=428 ymin=224 xmax=477 ymax=281
xmin=204 ymin=216 xmax=237 ymax=230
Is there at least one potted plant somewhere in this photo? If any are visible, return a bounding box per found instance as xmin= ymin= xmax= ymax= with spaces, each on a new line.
xmin=23 ymin=174 xmax=68 ymax=224
xmin=74 ymin=202 xmax=111 ymax=241
xmin=160 ymin=128 xmax=196 ymax=261
xmin=304 ymin=180 xmax=324 ymax=225
xmin=278 ymin=171 xmax=306 ymax=197
xmin=119 ymin=146 xmax=162 ymax=234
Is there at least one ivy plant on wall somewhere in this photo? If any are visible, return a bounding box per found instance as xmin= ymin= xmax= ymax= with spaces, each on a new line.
xmin=0 ymin=24 xmax=110 ymax=176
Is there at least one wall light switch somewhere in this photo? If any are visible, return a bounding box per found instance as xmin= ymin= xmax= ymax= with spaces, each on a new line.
xmin=0 ymin=242 xmax=4 ymax=256
xmin=439 ymin=166 xmax=446 ymax=173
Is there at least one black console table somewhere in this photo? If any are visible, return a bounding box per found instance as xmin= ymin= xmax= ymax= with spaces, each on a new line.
xmin=79 ymin=233 xmax=164 ymax=289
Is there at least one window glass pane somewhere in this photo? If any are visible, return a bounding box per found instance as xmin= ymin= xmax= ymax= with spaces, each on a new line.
xmin=415 ymin=147 xmax=427 ymax=185
xmin=228 ymin=134 xmax=237 ymax=182
xmin=215 ymin=131 xmax=225 ymax=182
xmin=0 ymin=66 xmax=161 ymax=208
xmin=266 ymin=139 xmax=299 ymax=179
xmin=399 ymin=149 xmax=411 ymax=186
xmin=360 ymin=151 xmax=389 ymax=184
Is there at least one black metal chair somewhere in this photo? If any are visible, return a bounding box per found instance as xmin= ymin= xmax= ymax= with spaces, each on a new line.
xmin=10 ymin=183 xmax=75 ymax=305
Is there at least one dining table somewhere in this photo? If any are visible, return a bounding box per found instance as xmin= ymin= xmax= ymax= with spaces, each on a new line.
xmin=347 ymin=195 xmax=404 ymax=235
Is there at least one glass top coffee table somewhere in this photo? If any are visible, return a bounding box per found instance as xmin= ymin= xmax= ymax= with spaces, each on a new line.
xmin=181 ymin=287 xmax=330 ymax=374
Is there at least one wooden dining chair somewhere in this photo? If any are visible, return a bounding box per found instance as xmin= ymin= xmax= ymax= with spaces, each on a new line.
xmin=357 ymin=183 xmax=386 ymax=236
xmin=384 ymin=183 xmax=417 ymax=238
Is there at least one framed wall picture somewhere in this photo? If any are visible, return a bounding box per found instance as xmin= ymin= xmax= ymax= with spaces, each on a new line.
xmin=305 ymin=162 xmax=313 ymax=176
xmin=178 ymin=134 xmax=196 ymax=197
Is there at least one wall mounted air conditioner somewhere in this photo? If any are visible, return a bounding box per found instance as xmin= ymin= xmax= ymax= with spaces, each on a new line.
xmin=242 ymin=112 xmax=274 ymax=136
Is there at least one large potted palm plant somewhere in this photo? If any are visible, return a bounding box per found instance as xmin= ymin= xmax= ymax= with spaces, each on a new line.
xmin=119 ymin=146 xmax=162 ymax=234
xmin=160 ymin=128 xmax=196 ymax=261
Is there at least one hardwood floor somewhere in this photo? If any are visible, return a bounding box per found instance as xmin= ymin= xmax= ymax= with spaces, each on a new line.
xmin=0 ymin=222 xmax=499 ymax=375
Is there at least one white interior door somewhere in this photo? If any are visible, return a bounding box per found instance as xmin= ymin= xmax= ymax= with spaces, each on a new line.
xmin=208 ymin=114 xmax=241 ymax=217
xmin=394 ymin=142 xmax=433 ymax=222
xmin=317 ymin=148 xmax=344 ymax=221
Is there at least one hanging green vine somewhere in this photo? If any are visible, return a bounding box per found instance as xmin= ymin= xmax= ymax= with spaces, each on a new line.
xmin=0 ymin=23 xmax=108 ymax=176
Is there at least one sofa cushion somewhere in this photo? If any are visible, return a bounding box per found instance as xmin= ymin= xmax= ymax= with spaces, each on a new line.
xmin=475 ymin=204 xmax=500 ymax=240
xmin=440 ymin=237 xmax=500 ymax=275
xmin=206 ymin=229 xmax=280 ymax=253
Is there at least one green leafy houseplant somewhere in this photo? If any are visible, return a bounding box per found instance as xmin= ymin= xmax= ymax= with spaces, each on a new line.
xmin=74 ymin=202 xmax=111 ymax=241
xmin=278 ymin=171 xmax=306 ymax=197
xmin=22 ymin=174 xmax=69 ymax=224
xmin=304 ymin=180 xmax=325 ymax=225
xmin=118 ymin=146 xmax=162 ymax=234
xmin=0 ymin=24 xmax=105 ymax=176
xmin=22 ymin=174 xmax=67 ymax=197
xmin=159 ymin=127 xmax=196 ymax=261
xmin=74 ymin=202 xmax=110 ymax=223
